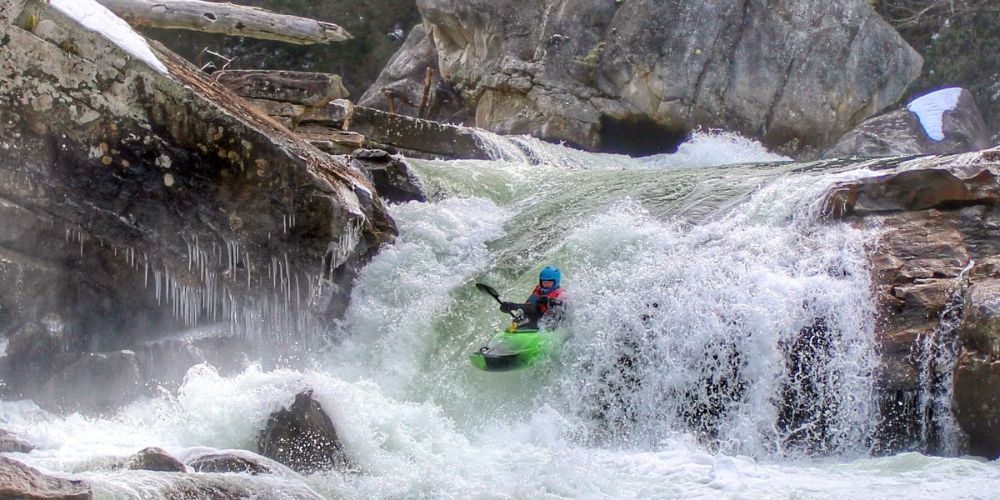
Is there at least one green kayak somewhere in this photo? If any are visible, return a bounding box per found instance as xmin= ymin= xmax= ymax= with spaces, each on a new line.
xmin=469 ymin=329 xmax=554 ymax=371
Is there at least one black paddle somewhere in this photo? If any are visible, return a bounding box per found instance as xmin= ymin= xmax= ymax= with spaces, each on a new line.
xmin=477 ymin=282 xmax=524 ymax=319
xmin=475 ymin=283 xmax=503 ymax=305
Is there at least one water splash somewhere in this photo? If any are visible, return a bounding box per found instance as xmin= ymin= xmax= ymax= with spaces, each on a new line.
xmin=550 ymin=171 xmax=879 ymax=457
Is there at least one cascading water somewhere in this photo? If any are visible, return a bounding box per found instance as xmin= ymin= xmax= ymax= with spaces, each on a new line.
xmin=2 ymin=131 xmax=999 ymax=499
xmin=915 ymin=261 xmax=975 ymax=455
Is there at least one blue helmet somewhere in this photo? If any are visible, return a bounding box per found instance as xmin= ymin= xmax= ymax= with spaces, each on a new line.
xmin=539 ymin=266 xmax=561 ymax=292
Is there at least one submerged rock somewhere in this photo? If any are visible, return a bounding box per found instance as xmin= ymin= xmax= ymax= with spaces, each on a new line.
xmin=258 ymin=390 xmax=347 ymax=473
xmin=824 ymin=88 xmax=993 ymax=158
xmin=125 ymin=447 xmax=187 ymax=473
xmin=391 ymin=0 xmax=922 ymax=156
xmin=0 ymin=456 xmax=92 ymax=500
xmin=187 ymin=451 xmax=277 ymax=475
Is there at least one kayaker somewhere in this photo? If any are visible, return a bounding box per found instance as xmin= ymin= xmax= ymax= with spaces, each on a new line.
xmin=499 ymin=266 xmax=565 ymax=329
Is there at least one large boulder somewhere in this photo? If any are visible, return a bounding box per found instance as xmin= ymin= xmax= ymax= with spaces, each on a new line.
xmin=257 ymin=390 xmax=347 ymax=473
xmin=391 ymin=0 xmax=922 ymax=156
xmin=0 ymin=456 xmax=92 ymax=500
xmin=0 ymin=0 xmax=396 ymax=363
xmin=823 ymin=88 xmax=993 ymax=158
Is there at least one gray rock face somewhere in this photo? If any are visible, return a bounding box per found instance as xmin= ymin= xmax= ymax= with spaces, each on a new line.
xmin=0 ymin=456 xmax=92 ymax=500
xmin=257 ymin=390 xmax=346 ymax=473
xmin=406 ymin=0 xmax=922 ymax=156
xmin=359 ymin=24 xmax=469 ymax=124
xmin=0 ymin=0 xmax=396 ymax=369
xmin=824 ymin=88 xmax=993 ymax=158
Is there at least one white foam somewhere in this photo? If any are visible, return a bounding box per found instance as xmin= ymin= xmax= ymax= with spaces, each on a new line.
xmin=907 ymin=88 xmax=963 ymax=141
xmin=639 ymin=129 xmax=791 ymax=168
xmin=469 ymin=129 xmax=788 ymax=170
xmin=49 ymin=0 xmax=168 ymax=74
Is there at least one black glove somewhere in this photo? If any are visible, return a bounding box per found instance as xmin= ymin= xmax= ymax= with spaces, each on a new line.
xmin=499 ymin=302 xmax=517 ymax=313
xmin=536 ymin=297 xmax=550 ymax=307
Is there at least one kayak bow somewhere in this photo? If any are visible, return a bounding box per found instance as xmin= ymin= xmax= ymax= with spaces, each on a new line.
xmin=469 ymin=329 xmax=552 ymax=371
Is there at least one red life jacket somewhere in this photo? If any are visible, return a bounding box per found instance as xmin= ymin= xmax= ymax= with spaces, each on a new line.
xmin=529 ymin=285 xmax=564 ymax=314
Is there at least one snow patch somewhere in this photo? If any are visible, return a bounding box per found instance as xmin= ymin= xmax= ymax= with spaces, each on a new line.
xmin=907 ymin=88 xmax=963 ymax=141
xmin=49 ymin=0 xmax=168 ymax=74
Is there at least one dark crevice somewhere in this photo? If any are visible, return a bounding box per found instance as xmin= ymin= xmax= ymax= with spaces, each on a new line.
xmin=597 ymin=115 xmax=687 ymax=156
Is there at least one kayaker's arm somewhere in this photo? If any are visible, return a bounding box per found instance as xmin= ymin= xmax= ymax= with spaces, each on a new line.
xmin=500 ymin=301 xmax=542 ymax=317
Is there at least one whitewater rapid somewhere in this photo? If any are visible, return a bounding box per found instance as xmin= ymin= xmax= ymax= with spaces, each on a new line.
xmin=2 ymin=131 xmax=998 ymax=499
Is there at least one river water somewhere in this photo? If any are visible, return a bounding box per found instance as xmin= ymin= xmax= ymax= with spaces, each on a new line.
xmin=2 ymin=131 xmax=998 ymax=498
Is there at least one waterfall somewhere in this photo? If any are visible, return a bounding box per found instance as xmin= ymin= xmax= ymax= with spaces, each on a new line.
xmin=3 ymin=134 xmax=998 ymax=499
xmin=916 ymin=261 xmax=974 ymax=455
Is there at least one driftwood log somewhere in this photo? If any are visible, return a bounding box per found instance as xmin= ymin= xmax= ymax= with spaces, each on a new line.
xmin=96 ymin=0 xmax=351 ymax=44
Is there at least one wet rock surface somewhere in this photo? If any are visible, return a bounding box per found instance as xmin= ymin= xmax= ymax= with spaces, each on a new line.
xmin=125 ymin=447 xmax=187 ymax=473
xmin=258 ymin=390 xmax=347 ymax=473
xmin=824 ymin=88 xmax=993 ymax=158
xmin=388 ymin=0 xmax=922 ymax=156
xmin=346 ymin=149 xmax=426 ymax=203
xmin=953 ymin=275 xmax=1000 ymax=458
xmin=823 ymin=148 xmax=1000 ymax=456
xmin=0 ymin=456 xmax=92 ymax=500
xmin=187 ymin=451 xmax=277 ymax=475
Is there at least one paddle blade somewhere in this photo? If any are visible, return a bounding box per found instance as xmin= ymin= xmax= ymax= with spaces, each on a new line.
xmin=475 ymin=283 xmax=501 ymax=302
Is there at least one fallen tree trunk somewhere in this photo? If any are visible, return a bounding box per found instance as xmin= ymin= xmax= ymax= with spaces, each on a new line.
xmin=96 ymin=0 xmax=351 ymax=44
